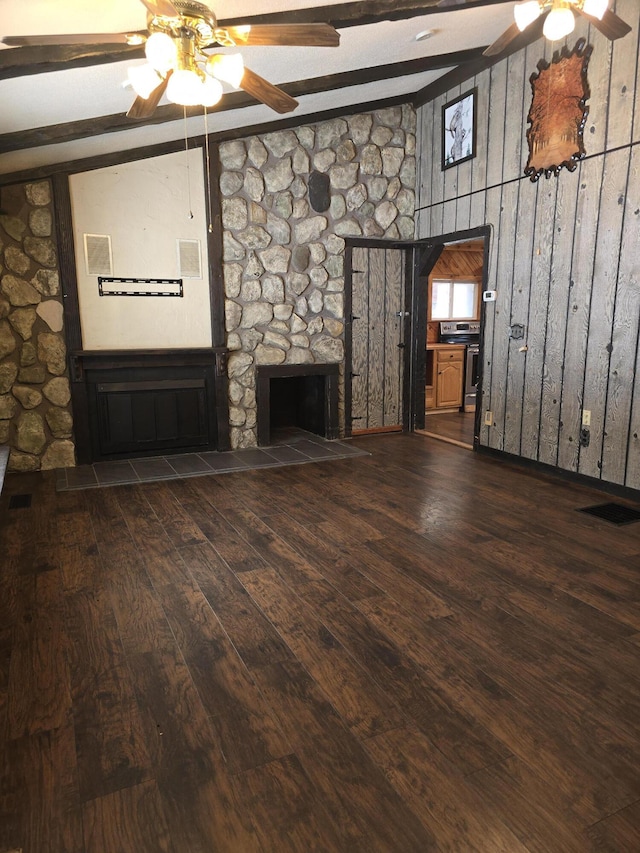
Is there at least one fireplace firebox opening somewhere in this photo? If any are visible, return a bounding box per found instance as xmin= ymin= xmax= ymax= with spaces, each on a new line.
xmin=256 ymin=364 xmax=340 ymax=447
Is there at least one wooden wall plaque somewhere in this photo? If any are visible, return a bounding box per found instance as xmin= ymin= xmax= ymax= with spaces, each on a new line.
xmin=525 ymin=39 xmax=592 ymax=182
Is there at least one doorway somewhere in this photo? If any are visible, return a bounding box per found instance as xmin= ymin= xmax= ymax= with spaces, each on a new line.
xmin=411 ymin=227 xmax=490 ymax=450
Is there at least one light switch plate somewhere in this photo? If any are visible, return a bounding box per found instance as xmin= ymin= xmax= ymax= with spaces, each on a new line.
xmin=483 ymin=290 xmax=497 ymax=302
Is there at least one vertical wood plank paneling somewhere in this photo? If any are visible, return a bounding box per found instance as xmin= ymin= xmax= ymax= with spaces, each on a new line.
xmin=443 ymin=85 xmax=461 ymax=203
xmin=479 ymin=60 xmax=508 ymax=445
xmin=605 ymin=0 xmax=640 ymax=150
xmin=442 ymin=199 xmax=457 ymax=234
xmin=501 ymin=49 xmax=527 ymax=184
xmin=469 ymin=70 xmax=490 ymax=230
xmin=383 ymin=250 xmax=403 ymax=427
xmin=634 ymin=0 xmax=640 ymax=142
xmin=556 ymin=157 xmax=604 ymax=472
xmin=430 ymin=94 xmax=446 ymax=237
xmin=416 ymin=99 xmax=434 ymax=238
xmin=538 ymin=166 xmax=580 ymax=466
xmin=520 ymin=179 xmax=557 ymax=460
xmin=604 ymin=146 xmax=640 ymax=485
xmin=367 ymin=249 xmax=386 ymax=428
xmin=579 ymin=149 xmax=629 ymax=479
xmin=350 ymin=248 xmax=369 ymax=428
xmin=415 ymin=2 xmax=640 ymax=489
xmin=485 ymin=63 xmax=507 ymax=191
xmin=488 ymin=181 xmax=519 ymax=452
xmin=479 ymin=187 xmax=501 ymax=442
xmin=489 ymin=49 xmax=527 ymax=451
xmin=503 ymin=177 xmax=535 ymax=456
xmin=584 ymin=21 xmax=612 ymax=156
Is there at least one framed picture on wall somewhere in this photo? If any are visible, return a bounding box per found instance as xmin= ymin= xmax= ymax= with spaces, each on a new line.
xmin=442 ymin=88 xmax=477 ymax=170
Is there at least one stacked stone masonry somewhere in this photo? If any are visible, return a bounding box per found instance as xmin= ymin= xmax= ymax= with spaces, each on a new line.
xmin=0 ymin=180 xmax=75 ymax=472
xmin=221 ymin=106 xmax=416 ymax=449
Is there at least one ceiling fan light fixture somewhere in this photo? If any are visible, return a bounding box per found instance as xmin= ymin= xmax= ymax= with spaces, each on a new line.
xmin=127 ymin=63 xmax=162 ymax=98
xmin=200 ymin=75 xmax=224 ymax=106
xmin=145 ymin=31 xmax=178 ymax=73
xmin=126 ymin=33 xmax=146 ymax=46
xmin=543 ymin=5 xmax=576 ymax=41
xmin=205 ymin=53 xmax=245 ymax=88
xmin=514 ymin=1 xmax=543 ymax=32
xmin=582 ymin=0 xmax=609 ymax=19
xmin=167 ymin=68 xmax=205 ymax=105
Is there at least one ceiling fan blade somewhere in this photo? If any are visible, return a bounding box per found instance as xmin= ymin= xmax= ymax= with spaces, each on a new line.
xmin=222 ymin=23 xmax=339 ymax=48
xmin=240 ymin=67 xmax=298 ymax=114
xmin=127 ymin=73 xmax=170 ymax=120
xmin=579 ymin=8 xmax=632 ymax=40
xmin=483 ymin=21 xmax=523 ymax=57
xmin=138 ymin=0 xmax=180 ymax=18
xmin=2 ymin=32 xmax=138 ymax=47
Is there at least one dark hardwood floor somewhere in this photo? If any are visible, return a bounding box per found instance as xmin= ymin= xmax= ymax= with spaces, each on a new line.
xmin=2 ymin=432 xmax=640 ymax=851
xmin=419 ymin=410 xmax=476 ymax=447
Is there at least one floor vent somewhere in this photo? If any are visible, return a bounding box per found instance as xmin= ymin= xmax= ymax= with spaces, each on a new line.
xmin=578 ymin=502 xmax=640 ymax=525
xmin=8 ymin=493 xmax=32 ymax=510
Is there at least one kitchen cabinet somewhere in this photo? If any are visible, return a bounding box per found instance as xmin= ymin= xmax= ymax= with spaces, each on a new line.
xmin=425 ymin=344 xmax=465 ymax=411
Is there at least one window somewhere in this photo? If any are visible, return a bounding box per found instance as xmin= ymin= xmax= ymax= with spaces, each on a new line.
xmin=431 ymin=279 xmax=478 ymax=320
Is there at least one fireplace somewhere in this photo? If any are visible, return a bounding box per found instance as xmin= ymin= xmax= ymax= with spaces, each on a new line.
xmin=256 ymin=364 xmax=340 ymax=446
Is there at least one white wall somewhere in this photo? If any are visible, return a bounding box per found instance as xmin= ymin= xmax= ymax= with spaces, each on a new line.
xmin=69 ymin=148 xmax=213 ymax=350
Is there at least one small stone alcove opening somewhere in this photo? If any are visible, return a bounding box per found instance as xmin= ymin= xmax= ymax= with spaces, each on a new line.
xmin=256 ymin=364 xmax=340 ymax=447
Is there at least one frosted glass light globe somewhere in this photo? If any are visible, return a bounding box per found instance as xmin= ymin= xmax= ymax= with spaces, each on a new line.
xmin=543 ymin=6 xmax=575 ymax=40
xmin=514 ymin=1 xmax=543 ymax=31
xmin=145 ymin=32 xmax=178 ymax=73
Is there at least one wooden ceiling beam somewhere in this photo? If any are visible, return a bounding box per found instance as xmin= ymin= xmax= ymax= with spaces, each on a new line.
xmin=0 ymin=0 xmax=512 ymax=79
xmin=0 ymin=42 xmax=144 ymax=81
xmin=0 ymin=48 xmax=485 ymax=155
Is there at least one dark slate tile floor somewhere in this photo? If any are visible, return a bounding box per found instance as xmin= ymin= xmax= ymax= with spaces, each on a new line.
xmin=55 ymin=429 xmax=368 ymax=492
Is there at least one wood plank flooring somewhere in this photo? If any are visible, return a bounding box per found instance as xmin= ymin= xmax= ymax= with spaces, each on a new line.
xmin=2 ymin=433 xmax=640 ymax=851
xmin=420 ymin=410 xmax=476 ymax=447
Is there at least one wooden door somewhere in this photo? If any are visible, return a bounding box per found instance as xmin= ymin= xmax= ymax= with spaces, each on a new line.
xmin=348 ymin=246 xmax=408 ymax=434
xmin=436 ymin=358 xmax=463 ymax=408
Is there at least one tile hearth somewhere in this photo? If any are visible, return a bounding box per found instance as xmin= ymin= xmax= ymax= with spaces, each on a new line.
xmin=55 ymin=430 xmax=368 ymax=492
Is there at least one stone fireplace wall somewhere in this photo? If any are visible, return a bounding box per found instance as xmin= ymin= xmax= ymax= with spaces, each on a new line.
xmin=0 ymin=180 xmax=75 ymax=472
xmin=220 ymin=105 xmax=416 ymax=449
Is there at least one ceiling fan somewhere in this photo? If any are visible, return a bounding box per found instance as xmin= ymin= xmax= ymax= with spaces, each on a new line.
xmin=2 ymin=0 xmax=340 ymax=119
xmin=484 ymin=0 xmax=631 ymax=57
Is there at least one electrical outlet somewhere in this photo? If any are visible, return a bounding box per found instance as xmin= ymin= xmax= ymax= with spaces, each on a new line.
xmin=484 ymin=411 xmax=493 ymax=426
xmin=582 ymin=410 xmax=591 ymax=426
xmin=579 ymin=428 xmax=590 ymax=448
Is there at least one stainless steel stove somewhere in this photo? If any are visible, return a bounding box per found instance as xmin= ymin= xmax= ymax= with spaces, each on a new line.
xmin=439 ymin=321 xmax=480 ymax=410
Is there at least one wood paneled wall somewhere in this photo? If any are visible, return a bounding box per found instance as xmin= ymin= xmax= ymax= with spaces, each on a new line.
xmin=415 ymin=0 xmax=640 ymax=490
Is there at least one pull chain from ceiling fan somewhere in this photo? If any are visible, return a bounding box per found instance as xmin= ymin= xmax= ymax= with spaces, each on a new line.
xmin=203 ymin=106 xmax=213 ymax=233
xmin=183 ymin=106 xmax=194 ymax=220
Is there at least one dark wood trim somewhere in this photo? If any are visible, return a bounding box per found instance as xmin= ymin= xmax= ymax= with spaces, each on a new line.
xmin=476 ymin=443 xmax=640 ymax=502
xmin=51 ymin=172 xmax=93 ymax=464
xmin=0 ymin=93 xmax=413 ymax=188
xmin=204 ymin=141 xmax=225 ymax=350
xmin=0 ymin=0 xmax=514 ymax=82
xmin=0 ymin=51 xmax=484 ymax=157
xmin=411 ymin=242 xmax=442 ymax=433
xmin=413 ymin=16 xmax=545 ymax=107
xmin=344 ymin=244 xmax=354 ymax=438
xmin=0 ymin=42 xmax=144 ymax=80
xmin=203 ymin=140 xmax=230 ymax=451
xmin=408 ymin=226 xmax=491 ymax=441
xmin=401 ymin=247 xmax=414 ymax=433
